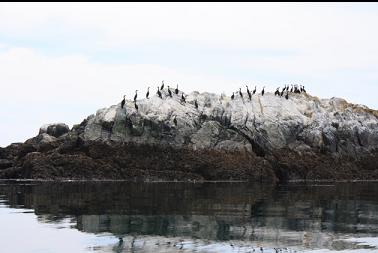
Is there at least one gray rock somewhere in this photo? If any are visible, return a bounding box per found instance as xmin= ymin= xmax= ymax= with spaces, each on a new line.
xmin=81 ymin=91 xmax=378 ymax=157
xmin=39 ymin=123 xmax=69 ymax=138
xmin=26 ymin=133 xmax=57 ymax=145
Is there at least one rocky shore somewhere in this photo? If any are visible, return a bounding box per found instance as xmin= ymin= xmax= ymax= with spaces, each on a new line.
xmin=1 ymin=90 xmax=378 ymax=183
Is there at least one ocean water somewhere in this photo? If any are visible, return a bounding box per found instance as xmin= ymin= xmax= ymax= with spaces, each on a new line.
xmin=0 ymin=181 xmax=377 ymax=253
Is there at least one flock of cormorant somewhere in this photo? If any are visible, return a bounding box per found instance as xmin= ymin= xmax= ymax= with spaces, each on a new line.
xmin=120 ymin=81 xmax=307 ymax=114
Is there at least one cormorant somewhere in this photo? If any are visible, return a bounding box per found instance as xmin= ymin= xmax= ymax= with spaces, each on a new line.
xmin=157 ymin=87 xmax=162 ymax=99
xmin=294 ymin=85 xmax=299 ymax=93
xmin=239 ymin=88 xmax=243 ymax=98
xmin=290 ymin=85 xmax=293 ymax=93
xmin=231 ymin=92 xmax=235 ymax=100
xmin=261 ymin=86 xmax=265 ymax=96
xmin=285 ymin=91 xmax=289 ymax=100
xmin=280 ymin=89 xmax=284 ymax=97
xmin=246 ymin=85 xmax=252 ymax=100
xmin=274 ymin=88 xmax=279 ymax=96
xmin=194 ymin=99 xmax=198 ymax=109
xmin=252 ymin=85 xmax=257 ymax=95
xmin=160 ymin=80 xmax=164 ymax=90
xmin=134 ymin=90 xmax=138 ymax=102
xmin=167 ymin=86 xmax=172 ymax=97
xmin=300 ymin=85 xmax=303 ymax=92
xmin=134 ymin=101 xmax=138 ymax=111
xmin=146 ymin=87 xmax=150 ymax=99
xmin=175 ymin=84 xmax=179 ymax=95
xmin=121 ymin=95 xmax=126 ymax=108
xmin=181 ymin=93 xmax=186 ymax=103
xmin=173 ymin=116 xmax=177 ymax=126
xmin=303 ymin=85 xmax=306 ymax=93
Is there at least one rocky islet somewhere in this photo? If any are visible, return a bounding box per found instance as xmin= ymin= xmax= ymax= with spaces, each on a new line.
xmin=1 ymin=88 xmax=377 ymax=183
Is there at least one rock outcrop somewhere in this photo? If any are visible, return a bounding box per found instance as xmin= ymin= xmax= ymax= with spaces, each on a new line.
xmin=1 ymin=89 xmax=378 ymax=183
xmin=39 ymin=123 xmax=70 ymax=138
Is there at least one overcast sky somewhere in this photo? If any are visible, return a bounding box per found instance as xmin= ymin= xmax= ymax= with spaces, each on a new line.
xmin=1 ymin=3 xmax=378 ymax=147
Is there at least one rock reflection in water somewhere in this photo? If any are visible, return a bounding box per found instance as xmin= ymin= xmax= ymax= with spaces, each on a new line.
xmin=0 ymin=181 xmax=378 ymax=252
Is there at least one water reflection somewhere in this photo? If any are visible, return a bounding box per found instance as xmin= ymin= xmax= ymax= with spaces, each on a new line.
xmin=0 ymin=181 xmax=378 ymax=252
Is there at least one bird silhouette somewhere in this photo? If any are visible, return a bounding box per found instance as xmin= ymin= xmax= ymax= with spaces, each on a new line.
xmin=121 ymin=95 xmax=126 ymax=108
xmin=157 ymin=87 xmax=162 ymax=99
xmin=160 ymin=80 xmax=164 ymax=90
xmin=167 ymin=86 xmax=172 ymax=97
xmin=134 ymin=90 xmax=138 ymax=102
xmin=275 ymin=88 xmax=279 ymax=96
xmin=246 ymin=85 xmax=252 ymax=100
xmin=146 ymin=87 xmax=150 ymax=99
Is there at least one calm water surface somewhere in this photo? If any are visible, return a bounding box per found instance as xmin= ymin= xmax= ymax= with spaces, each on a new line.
xmin=0 ymin=181 xmax=378 ymax=253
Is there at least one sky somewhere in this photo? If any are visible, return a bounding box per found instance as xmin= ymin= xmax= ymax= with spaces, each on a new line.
xmin=1 ymin=2 xmax=378 ymax=147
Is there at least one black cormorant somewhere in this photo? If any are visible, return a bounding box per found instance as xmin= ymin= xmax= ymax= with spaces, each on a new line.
xmin=146 ymin=87 xmax=150 ymax=99
xmin=261 ymin=86 xmax=265 ymax=96
xmin=175 ymin=84 xmax=179 ymax=95
xmin=160 ymin=80 xmax=164 ymax=90
xmin=194 ymin=99 xmax=198 ymax=109
xmin=231 ymin=92 xmax=235 ymax=100
xmin=252 ymin=86 xmax=257 ymax=95
xmin=121 ymin=95 xmax=126 ymax=108
xmin=173 ymin=116 xmax=177 ymax=126
xmin=167 ymin=86 xmax=172 ymax=97
xmin=275 ymin=88 xmax=279 ymax=96
xmin=239 ymin=88 xmax=243 ymax=98
xmin=246 ymin=85 xmax=251 ymax=100
xmin=303 ymin=85 xmax=306 ymax=93
xmin=134 ymin=90 xmax=138 ymax=102
xmin=285 ymin=91 xmax=289 ymax=100
xmin=294 ymin=85 xmax=299 ymax=93
xmin=157 ymin=87 xmax=162 ymax=99
xmin=290 ymin=85 xmax=293 ymax=93
xmin=181 ymin=93 xmax=186 ymax=103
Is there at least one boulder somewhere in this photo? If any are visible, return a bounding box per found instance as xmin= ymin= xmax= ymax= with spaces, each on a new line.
xmin=39 ymin=123 xmax=70 ymax=138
